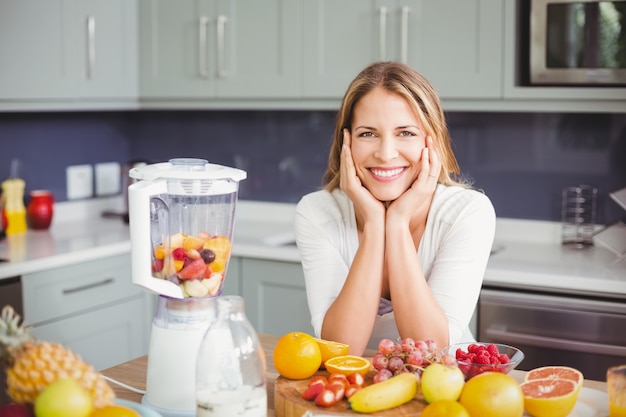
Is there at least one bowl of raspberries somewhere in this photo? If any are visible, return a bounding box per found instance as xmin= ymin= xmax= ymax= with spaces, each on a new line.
xmin=441 ymin=342 xmax=525 ymax=380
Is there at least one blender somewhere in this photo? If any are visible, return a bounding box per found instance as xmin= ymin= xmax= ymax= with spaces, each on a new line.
xmin=128 ymin=158 xmax=246 ymax=417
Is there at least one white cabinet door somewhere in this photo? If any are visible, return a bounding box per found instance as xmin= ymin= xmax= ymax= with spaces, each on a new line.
xmin=73 ymin=0 xmax=139 ymax=98
xmin=405 ymin=0 xmax=503 ymax=99
xmin=30 ymin=296 xmax=151 ymax=371
xmin=0 ymin=0 xmax=75 ymax=99
xmin=140 ymin=0 xmax=300 ymax=98
xmin=222 ymin=256 xmax=242 ymax=296
xmin=0 ymin=0 xmax=138 ymax=101
xmin=241 ymin=258 xmax=313 ymax=336
xmin=302 ymin=0 xmax=503 ymax=99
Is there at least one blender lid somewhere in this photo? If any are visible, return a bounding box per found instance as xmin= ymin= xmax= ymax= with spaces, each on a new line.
xmin=129 ymin=158 xmax=246 ymax=182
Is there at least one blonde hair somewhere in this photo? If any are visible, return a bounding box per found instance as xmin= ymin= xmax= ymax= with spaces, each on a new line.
xmin=323 ymin=61 xmax=467 ymax=191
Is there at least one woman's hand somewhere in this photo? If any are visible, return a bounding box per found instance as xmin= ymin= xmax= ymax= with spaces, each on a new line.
xmin=339 ymin=129 xmax=385 ymax=223
xmin=387 ymin=136 xmax=442 ymax=225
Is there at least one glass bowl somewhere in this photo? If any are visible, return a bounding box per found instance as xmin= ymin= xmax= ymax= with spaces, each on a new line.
xmin=441 ymin=342 xmax=525 ymax=380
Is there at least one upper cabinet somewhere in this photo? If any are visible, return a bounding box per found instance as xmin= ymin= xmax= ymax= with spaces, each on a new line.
xmin=139 ymin=0 xmax=301 ymax=99
xmin=0 ymin=0 xmax=138 ymax=106
xmin=302 ymin=0 xmax=503 ymax=99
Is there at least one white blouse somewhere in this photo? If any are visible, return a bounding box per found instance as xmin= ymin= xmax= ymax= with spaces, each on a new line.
xmin=294 ymin=185 xmax=496 ymax=350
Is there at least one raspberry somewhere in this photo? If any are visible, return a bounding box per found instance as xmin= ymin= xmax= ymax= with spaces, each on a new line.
xmin=498 ymin=353 xmax=511 ymax=364
xmin=486 ymin=343 xmax=499 ymax=357
xmin=475 ymin=355 xmax=490 ymax=365
xmin=467 ymin=344 xmax=480 ymax=353
xmin=172 ymin=247 xmax=186 ymax=260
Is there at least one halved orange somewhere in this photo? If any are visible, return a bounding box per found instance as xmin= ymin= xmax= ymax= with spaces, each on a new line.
xmin=520 ymin=378 xmax=579 ymax=417
xmin=524 ymin=366 xmax=583 ymax=392
xmin=314 ymin=338 xmax=350 ymax=367
xmin=324 ymin=355 xmax=371 ymax=376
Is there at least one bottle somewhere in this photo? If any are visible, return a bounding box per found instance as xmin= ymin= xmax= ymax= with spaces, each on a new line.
xmin=27 ymin=190 xmax=54 ymax=230
xmin=1 ymin=178 xmax=27 ymax=235
xmin=196 ymin=296 xmax=267 ymax=417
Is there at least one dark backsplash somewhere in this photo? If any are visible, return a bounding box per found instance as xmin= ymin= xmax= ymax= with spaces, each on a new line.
xmin=1 ymin=110 xmax=624 ymax=224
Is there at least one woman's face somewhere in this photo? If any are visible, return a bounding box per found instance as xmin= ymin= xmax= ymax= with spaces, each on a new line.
xmin=349 ymin=87 xmax=427 ymax=202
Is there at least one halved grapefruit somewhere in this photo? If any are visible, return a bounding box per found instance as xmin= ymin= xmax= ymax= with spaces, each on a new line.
xmin=520 ymin=378 xmax=579 ymax=417
xmin=524 ymin=366 xmax=584 ymax=392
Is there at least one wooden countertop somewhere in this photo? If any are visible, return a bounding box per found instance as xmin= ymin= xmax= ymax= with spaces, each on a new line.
xmin=102 ymin=333 xmax=608 ymax=416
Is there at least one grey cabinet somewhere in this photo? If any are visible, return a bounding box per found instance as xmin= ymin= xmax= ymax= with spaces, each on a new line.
xmin=227 ymin=257 xmax=313 ymax=336
xmin=139 ymin=0 xmax=301 ymax=99
xmin=302 ymin=0 xmax=503 ymax=99
xmin=0 ymin=0 xmax=138 ymax=102
xmin=22 ymin=254 xmax=152 ymax=371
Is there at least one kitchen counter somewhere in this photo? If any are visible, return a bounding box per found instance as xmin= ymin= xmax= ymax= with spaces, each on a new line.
xmin=101 ymin=333 xmax=608 ymax=416
xmin=1 ymin=197 xmax=625 ymax=298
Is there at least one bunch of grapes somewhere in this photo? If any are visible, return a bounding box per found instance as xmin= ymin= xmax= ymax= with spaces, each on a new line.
xmin=371 ymin=337 xmax=456 ymax=383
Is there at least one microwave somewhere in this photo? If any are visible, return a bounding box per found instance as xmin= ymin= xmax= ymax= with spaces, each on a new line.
xmin=529 ymin=0 xmax=626 ymax=85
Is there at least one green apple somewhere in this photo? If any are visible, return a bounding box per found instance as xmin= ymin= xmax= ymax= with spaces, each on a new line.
xmin=421 ymin=363 xmax=466 ymax=403
xmin=34 ymin=378 xmax=93 ymax=417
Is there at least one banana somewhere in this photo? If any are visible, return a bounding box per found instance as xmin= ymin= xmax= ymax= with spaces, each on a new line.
xmin=348 ymin=372 xmax=419 ymax=413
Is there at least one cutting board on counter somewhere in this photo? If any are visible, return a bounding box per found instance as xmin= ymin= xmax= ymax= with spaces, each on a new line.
xmin=274 ymin=369 xmax=428 ymax=417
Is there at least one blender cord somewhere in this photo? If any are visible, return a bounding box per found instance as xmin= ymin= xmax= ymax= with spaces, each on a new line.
xmin=102 ymin=375 xmax=146 ymax=395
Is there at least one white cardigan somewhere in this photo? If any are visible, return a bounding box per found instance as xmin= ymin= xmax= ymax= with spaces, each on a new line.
xmin=294 ymin=185 xmax=496 ymax=350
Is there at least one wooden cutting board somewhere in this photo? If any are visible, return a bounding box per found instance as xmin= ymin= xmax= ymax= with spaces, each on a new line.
xmin=274 ymin=368 xmax=428 ymax=417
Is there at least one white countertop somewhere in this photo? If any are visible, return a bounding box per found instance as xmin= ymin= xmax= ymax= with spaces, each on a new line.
xmin=1 ymin=197 xmax=625 ymax=298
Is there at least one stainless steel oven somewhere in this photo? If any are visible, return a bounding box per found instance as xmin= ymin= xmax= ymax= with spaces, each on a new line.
xmin=0 ymin=275 xmax=22 ymax=405
xmin=478 ymin=286 xmax=626 ymax=381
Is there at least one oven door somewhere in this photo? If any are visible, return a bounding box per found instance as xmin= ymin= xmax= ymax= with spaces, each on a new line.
xmin=478 ymin=287 xmax=626 ymax=381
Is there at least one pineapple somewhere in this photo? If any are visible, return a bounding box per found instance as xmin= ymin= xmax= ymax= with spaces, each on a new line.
xmin=0 ymin=305 xmax=115 ymax=408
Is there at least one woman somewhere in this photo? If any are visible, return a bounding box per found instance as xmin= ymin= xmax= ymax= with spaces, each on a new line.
xmin=294 ymin=61 xmax=496 ymax=355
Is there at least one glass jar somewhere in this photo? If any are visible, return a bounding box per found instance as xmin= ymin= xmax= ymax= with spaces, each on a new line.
xmin=196 ymin=296 xmax=267 ymax=417
xmin=27 ymin=190 xmax=54 ymax=230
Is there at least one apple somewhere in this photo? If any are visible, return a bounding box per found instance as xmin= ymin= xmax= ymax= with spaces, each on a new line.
xmin=421 ymin=363 xmax=466 ymax=403
xmin=34 ymin=378 xmax=93 ymax=417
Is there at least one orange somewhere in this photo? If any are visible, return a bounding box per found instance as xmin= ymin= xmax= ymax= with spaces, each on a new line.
xmin=459 ymin=372 xmax=524 ymax=417
xmin=90 ymin=404 xmax=141 ymax=417
xmin=273 ymin=332 xmax=322 ymax=380
xmin=524 ymin=366 xmax=583 ymax=392
xmin=314 ymin=338 xmax=350 ymax=367
xmin=421 ymin=399 xmax=470 ymax=417
xmin=324 ymin=355 xmax=371 ymax=376
xmin=520 ymin=378 xmax=579 ymax=417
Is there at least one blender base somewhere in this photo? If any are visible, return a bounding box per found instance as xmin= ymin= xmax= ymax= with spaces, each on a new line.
xmin=141 ymin=395 xmax=196 ymax=417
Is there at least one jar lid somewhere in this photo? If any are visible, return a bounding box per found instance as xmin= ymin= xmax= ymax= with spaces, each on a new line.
xmin=129 ymin=158 xmax=247 ymax=182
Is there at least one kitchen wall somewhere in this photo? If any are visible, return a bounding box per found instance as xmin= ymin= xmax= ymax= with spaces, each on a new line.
xmin=1 ymin=110 xmax=624 ymax=224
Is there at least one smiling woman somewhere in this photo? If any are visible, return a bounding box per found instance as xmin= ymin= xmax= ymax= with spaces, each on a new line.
xmin=294 ymin=61 xmax=496 ymax=356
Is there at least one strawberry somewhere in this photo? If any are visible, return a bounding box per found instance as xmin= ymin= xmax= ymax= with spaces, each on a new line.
xmin=176 ymin=258 xmax=207 ymax=280
xmin=347 ymin=372 xmax=365 ymax=387
xmin=301 ymin=383 xmax=324 ymax=401
xmin=345 ymin=384 xmax=361 ymax=399
xmin=326 ymin=380 xmax=346 ymax=402
xmin=315 ymin=389 xmax=338 ymax=407
xmin=172 ymin=247 xmax=186 ymax=260
xmin=309 ymin=376 xmax=329 ymax=388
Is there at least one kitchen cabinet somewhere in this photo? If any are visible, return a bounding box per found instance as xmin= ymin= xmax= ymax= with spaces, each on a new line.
xmin=236 ymin=257 xmax=313 ymax=336
xmin=0 ymin=0 xmax=138 ymax=105
xmin=301 ymin=0 xmax=503 ymax=99
xmin=139 ymin=0 xmax=300 ymax=99
xmin=22 ymin=254 xmax=152 ymax=371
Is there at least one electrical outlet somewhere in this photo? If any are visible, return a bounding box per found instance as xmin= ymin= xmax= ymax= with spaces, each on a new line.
xmin=66 ymin=164 xmax=93 ymax=200
xmin=95 ymin=162 xmax=121 ymax=196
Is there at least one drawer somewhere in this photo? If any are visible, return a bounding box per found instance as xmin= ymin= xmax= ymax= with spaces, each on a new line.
xmin=23 ymin=254 xmax=139 ymax=325
xmin=30 ymin=295 xmax=151 ymax=371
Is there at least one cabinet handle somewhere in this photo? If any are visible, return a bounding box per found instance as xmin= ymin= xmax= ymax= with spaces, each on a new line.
xmin=484 ymin=328 xmax=626 ymax=357
xmin=199 ymin=15 xmax=209 ymax=78
xmin=400 ymin=6 xmax=410 ymax=63
xmin=216 ymin=15 xmax=229 ymax=78
xmin=62 ymin=278 xmax=114 ymax=295
xmin=378 ymin=7 xmax=387 ymax=61
xmin=86 ymin=15 xmax=96 ymax=79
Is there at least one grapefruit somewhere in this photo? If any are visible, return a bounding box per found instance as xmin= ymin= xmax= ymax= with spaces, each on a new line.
xmin=524 ymin=366 xmax=583 ymax=392
xmin=459 ymin=372 xmax=524 ymax=417
xmin=421 ymin=399 xmax=470 ymax=417
xmin=520 ymin=378 xmax=579 ymax=417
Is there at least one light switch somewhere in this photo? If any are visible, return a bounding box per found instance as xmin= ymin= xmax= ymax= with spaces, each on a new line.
xmin=95 ymin=162 xmax=121 ymax=196
xmin=66 ymin=164 xmax=93 ymax=200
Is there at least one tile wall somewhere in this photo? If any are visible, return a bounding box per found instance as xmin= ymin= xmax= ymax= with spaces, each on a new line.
xmin=0 ymin=110 xmax=624 ymax=224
